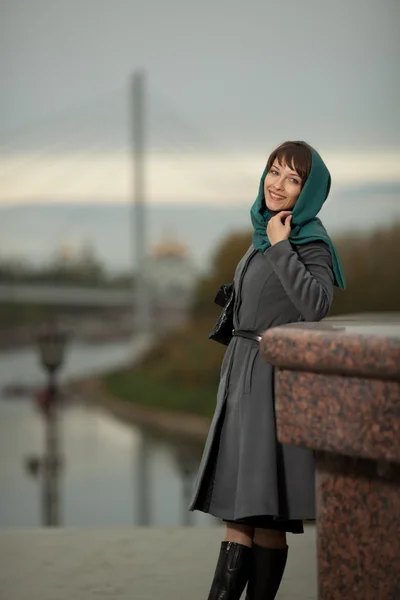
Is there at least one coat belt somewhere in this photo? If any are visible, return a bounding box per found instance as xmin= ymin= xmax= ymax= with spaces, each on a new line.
xmin=232 ymin=329 xmax=264 ymax=343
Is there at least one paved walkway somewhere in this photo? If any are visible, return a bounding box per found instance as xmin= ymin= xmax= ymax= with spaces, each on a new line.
xmin=0 ymin=525 xmax=317 ymax=599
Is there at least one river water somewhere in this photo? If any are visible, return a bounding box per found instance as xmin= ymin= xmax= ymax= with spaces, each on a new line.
xmin=0 ymin=338 xmax=214 ymax=528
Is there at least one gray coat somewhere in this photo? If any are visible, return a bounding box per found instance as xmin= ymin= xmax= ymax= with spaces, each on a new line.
xmin=189 ymin=239 xmax=334 ymax=521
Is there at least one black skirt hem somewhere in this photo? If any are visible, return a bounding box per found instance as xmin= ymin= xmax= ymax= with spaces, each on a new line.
xmin=223 ymin=515 xmax=304 ymax=534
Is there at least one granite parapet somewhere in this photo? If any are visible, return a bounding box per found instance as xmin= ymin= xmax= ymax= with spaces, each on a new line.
xmin=259 ymin=314 xmax=400 ymax=599
xmin=260 ymin=318 xmax=400 ymax=380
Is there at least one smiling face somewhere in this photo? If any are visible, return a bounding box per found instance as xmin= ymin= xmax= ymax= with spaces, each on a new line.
xmin=264 ymin=159 xmax=303 ymax=211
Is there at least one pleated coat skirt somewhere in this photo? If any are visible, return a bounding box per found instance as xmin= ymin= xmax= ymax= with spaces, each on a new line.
xmin=189 ymin=240 xmax=334 ymax=528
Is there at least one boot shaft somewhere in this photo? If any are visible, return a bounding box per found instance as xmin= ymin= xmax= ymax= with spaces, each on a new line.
xmin=245 ymin=544 xmax=288 ymax=600
xmin=207 ymin=541 xmax=252 ymax=600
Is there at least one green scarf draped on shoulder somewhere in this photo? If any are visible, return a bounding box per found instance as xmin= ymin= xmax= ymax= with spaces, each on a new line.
xmin=250 ymin=145 xmax=346 ymax=289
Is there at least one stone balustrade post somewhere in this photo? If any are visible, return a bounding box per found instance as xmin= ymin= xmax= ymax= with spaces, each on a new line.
xmin=260 ymin=316 xmax=400 ymax=599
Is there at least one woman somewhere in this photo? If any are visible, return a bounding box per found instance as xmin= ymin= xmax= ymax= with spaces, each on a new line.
xmin=188 ymin=141 xmax=345 ymax=600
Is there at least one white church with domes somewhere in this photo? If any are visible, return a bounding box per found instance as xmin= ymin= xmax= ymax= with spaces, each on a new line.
xmin=144 ymin=238 xmax=197 ymax=330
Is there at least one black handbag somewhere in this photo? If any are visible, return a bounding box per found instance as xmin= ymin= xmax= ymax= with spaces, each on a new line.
xmin=208 ymin=283 xmax=235 ymax=345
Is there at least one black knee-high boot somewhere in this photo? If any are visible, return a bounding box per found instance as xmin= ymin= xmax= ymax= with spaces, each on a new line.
xmin=207 ymin=541 xmax=252 ymax=600
xmin=245 ymin=544 xmax=288 ymax=600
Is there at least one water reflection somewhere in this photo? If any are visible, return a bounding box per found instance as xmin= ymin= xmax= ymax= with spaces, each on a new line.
xmin=173 ymin=443 xmax=203 ymax=526
xmin=135 ymin=431 xmax=151 ymax=525
xmin=130 ymin=421 xmax=211 ymax=527
xmin=0 ymin=341 xmax=215 ymax=527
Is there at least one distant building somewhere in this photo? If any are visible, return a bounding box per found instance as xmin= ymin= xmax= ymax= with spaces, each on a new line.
xmin=144 ymin=239 xmax=197 ymax=330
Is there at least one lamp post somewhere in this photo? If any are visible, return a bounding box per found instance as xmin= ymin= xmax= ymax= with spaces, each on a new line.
xmin=36 ymin=323 xmax=68 ymax=527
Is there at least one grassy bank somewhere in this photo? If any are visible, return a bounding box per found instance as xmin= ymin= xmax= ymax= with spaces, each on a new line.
xmin=102 ymin=318 xmax=225 ymax=420
xmin=104 ymin=370 xmax=217 ymax=419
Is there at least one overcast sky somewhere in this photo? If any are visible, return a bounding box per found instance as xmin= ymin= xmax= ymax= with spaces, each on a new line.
xmin=0 ymin=0 xmax=399 ymax=204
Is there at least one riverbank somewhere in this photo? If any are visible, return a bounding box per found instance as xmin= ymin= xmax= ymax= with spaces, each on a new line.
xmin=75 ymin=377 xmax=211 ymax=445
xmin=0 ymin=316 xmax=133 ymax=351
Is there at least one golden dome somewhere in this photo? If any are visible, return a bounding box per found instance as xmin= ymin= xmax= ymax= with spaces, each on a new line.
xmin=152 ymin=239 xmax=189 ymax=259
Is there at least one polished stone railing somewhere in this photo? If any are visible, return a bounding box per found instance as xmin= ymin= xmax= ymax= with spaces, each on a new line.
xmin=260 ymin=315 xmax=400 ymax=600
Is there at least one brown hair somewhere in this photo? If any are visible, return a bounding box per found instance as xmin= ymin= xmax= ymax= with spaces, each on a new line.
xmin=266 ymin=141 xmax=313 ymax=186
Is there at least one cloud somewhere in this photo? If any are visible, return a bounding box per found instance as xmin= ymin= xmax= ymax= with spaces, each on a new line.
xmin=1 ymin=150 xmax=400 ymax=206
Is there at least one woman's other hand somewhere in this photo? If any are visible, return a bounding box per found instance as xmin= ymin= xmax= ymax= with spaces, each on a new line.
xmin=266 ymin=211 xmax=292 ymax=246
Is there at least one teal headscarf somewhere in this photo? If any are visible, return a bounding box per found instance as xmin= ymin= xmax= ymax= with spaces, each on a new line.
xmin=251 ymin=144 xmax=346 ymax=289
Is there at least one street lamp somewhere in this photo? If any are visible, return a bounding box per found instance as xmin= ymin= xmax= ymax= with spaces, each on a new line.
xmin=37 ymin=324 xmax=68 ymax=375
xmin=36 ymin=323 xmax=68 ymax=527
